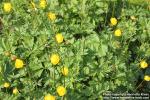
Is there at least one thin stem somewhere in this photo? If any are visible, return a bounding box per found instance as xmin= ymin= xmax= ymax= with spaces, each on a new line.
xmin=63 ymin=67 xmax=65 ymax=100
xmin=61 ymin=96 xmax=64 ymax=100
xmin=53 ymin=66 xmax=55 ymax=88
xmin=112 ymin=1 xmax=115 ymax=17
xmin=134 ymin=67 xmax=141 ymax=74
xmin=135 ymin=80 xmax=144 ymax=91
xmin=104 ymin=1 xmax=108 ymax=27
xmin=64 ymin=72 xmax=65 ymax=87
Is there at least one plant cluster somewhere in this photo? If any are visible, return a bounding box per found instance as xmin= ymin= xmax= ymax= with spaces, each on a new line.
xmin=0 ymin=0 xmax=150 ymax=100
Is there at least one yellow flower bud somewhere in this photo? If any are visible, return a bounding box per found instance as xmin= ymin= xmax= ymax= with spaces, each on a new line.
xmin=48 ymin=12 xmax=56 ymax=21
xmin=11 ymin=55 xmax=17 ymax=61
xmin=50 ymin=54 xmax=60 ymax=65
xmin=3 ymin=2 xmax=12 ymax=13
xmin=110 ymin=17 xmax=117 ymax=26
xmin=144 ymin=75 xmax=150 ymax=81
xmin=15 ymin=59 xmax=24 ymax=68
xmin=4 ymin=82 xmax=10 ymax=88
xmin=44 ymin=94 xmax=55 ymax=100
xmin=140 ymin=61 xmax=148 ymax=69
xmin=62 ymin=67 xmax=69 ymax=76
xmin=55 ymin=33 xmax=64 ymax=43
xmin=114 ymin=29 xmax=122 ymax=37
xmin=57 ymin=86 xmax=66 ymax=96
xmin=13 ymin=88 xmax=19 ymax=94
xmin=39 ymin=0 xmax=47 ymax=9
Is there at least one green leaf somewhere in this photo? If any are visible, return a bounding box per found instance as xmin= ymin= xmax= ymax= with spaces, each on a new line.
xmin=34 ymin=69 xmax=43 ymax=78
xmin=97 ymin=43 xmax=108 ymax=57
xmin=83 ymin=67 xmax=89 ymax=75
xmin=22 ymin=35 xmax=34 ymax=49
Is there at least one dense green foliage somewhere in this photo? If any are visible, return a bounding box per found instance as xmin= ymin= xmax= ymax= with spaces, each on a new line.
xmin=0 ymin=0 xmax=150 ymax=100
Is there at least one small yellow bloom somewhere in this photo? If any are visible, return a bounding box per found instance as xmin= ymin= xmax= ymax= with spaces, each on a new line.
xmin=114 ymin=29 xmax=122 ymax=37
xmin=4 ymin=82 xmax=10 ymax=88
xmin=44 ymin=94 xmax=55 ymax=100
xmin=57 ymin=86 xmax=66 ymax=96
xmin=3 ymin=2 xmax=12 ymax=13
xmin=55 ymin=33 xmax=64 ymax=43
xmin=140 ymin=61 xmax=148 ymax=69
xmin=144 ymin=75 xmax=150 ymax=81
xmin=110 ymin=17 xmax=117 ymax=26
xmin=48 ymin=12 xmax=56 ymax=21
xmin=50 ymin=54 xmax=60 ymax=65
xmin=39 ymin=0 xmax=47 ymax=9
xmin=15 ymin=59 xmax=24 ymax=68
xmin=13 ymin=88 xmax=19 ymax=94
xmin=62 ymin=67 xmax=69 ymax=76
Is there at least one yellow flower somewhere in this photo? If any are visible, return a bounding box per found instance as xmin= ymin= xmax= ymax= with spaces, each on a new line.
xmin=144 ymin=75 xmax=150 ymax=81
xmin=39 ymin=0 xmax=47 ymax=9
xmin=50 ymin=54 xmax=60 ymax=65
xmin=62 ymin=67 xmax=69 ymax=76
xmin=57 ymin=86 xmax=66 ymax=96
xmin=4 ymin=82 xmax=10 ymax=88
xmin=15 ymin=59 xmax=24 ymax=68
xmin=3 ymin=2 xmax=12 ymax=13
xmin=48 ymin=12 xmax=56 ymax=21
xmin=55 ymin=33 xmax=64 ymax=43
xmin=44 ymin=94 xmax=55 ymax=100
xmin=13 ymin=88 xmax=19 ymax=94
xmin=110 ymin=17 xmax=117 ymax=26
xmin=140 ymin=60 xmax=148 ymax=69
xmin=114 ymin=29 xmax=122 ymax=37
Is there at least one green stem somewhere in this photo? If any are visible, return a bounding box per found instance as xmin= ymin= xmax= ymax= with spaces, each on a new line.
xmin=134 ymin=67 xmax=141 ymax=74
xmin=104 ymin=1 xmax=108 ymax=27
xmin=63 ymin=77 xmax=65 ymax=100
xmin=64 ymin=70 xmax=65 ymax=87
xmin=61 ymin=96 xmax=64 ymax=100
xmin=112 ymin=1 xmax=116 ymax=17
xmin=53 ymin=66 xmax=55 ymax=88
xmin=135 ymin=80 xmax=144 ymax=91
